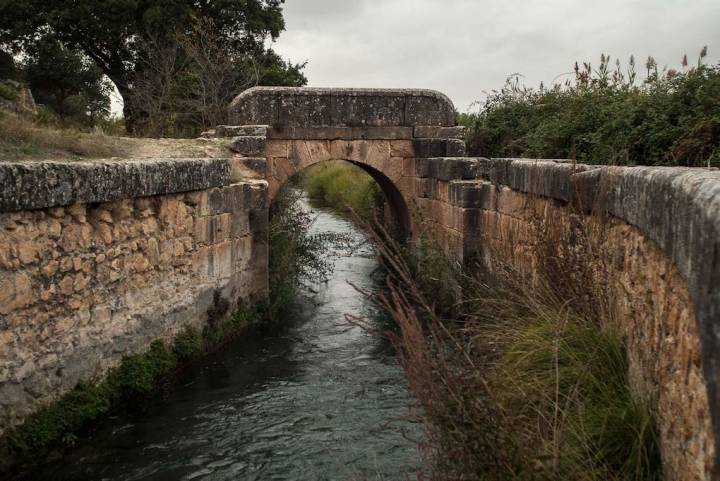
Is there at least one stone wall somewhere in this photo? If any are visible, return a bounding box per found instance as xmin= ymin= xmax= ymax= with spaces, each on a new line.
xmin=0 ymin=159 xmax=268 ymax=437
xmin=413 ymin=157 xmax=720 ymax=480
xmin=2 ymin=85 xmax=719 ymax=479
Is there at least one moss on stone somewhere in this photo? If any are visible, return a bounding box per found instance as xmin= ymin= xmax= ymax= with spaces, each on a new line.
xmin=5 ymin=308 xmax=261 ymax=463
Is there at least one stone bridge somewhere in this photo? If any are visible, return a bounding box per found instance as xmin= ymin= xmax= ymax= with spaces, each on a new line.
xmin=1 ymin=87 xmax=720 ymax=480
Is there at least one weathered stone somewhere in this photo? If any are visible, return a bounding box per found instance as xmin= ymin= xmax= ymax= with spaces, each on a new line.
xmin=266 ymin=126 xmax=413 ymax=140
xmin=415 ymin=157 xmax=482 ymax=181
xmin=41 ymin=260 xmax=59 ymax=277
xmin=446 ymin=139 xmax=466 ymax=157
xmin=0 ymin=158 xmax=231 ymax=212
xmin=17 ymin=243 xmax=37 ymax=264
xmin=231 ymin=157 xmax=267 ymax=181
xmin=215 ymin=125 xmax=268 ymax=137
xmin=229 ymin=136 xmax=266 ymax=156
xmin=448 ymin=180 xmax=496 ymax=209
xmin=229 ymin=87 xmax=455 ymax=128
xmin=413 ymin=138 xmax=448 ymax=158
xmin=73 ymin=273 xmax=90 ymax=292
xmin=413 ymin=125 xmax=466 ymax=139
xmin=96 ymin=223 xmax=113 ymax=245
xmin=390 ymin=140 xmax=414 ymax=158
xmin=57 ymin=275 xmax=74 ymax=296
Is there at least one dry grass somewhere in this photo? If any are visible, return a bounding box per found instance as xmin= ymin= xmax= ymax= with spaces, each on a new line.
xmin=0 ymin=109 xmax=232 ymax=161
xmin=0 ymin=109 xmax=127 ymax=159
xmin=351 ymin=218 xmax=662 ymax=481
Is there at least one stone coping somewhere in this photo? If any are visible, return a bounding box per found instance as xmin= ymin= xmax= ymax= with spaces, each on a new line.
xmin=229 ymin=87 xmax=456 ymax=128
xmin=0 ymin=158 xmax=230 ymax=212
xmin=265 ymin=126 xmax=414 ymax=140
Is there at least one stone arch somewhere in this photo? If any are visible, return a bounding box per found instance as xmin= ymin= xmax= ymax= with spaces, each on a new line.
xmin=226 ymin=87 xmax=465 ymax=240
xmin=269 ymin=142 xmax=413 ymax=237
xmin=267 ymin=138 xmax=415 ymax=235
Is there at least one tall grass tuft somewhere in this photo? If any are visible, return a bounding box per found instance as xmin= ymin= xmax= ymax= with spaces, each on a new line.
xmin=353 ymin=219 xmax=662 ymax=481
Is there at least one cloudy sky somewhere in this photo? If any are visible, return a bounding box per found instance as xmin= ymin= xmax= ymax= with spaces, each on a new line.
xmin=271 ymin=0 xmax=720 ymax=113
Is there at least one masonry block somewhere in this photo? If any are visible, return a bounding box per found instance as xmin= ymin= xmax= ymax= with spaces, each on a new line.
xmin=412 ymin=138 xmax=448 ymax=158
xmin=446 ymin=139 xmax=467 ymax=157
xmin=414 ymin=125 xmax=466 ymax=139
xmin=415 ymin=157 xmax=482 ymax=181
xmin=448 ymin=180 xmax=496 ymax=209
xmin=216 ymin=125 xmax=268 ymax=137
xmin=230 ymin=136 xmax=266 ymax=156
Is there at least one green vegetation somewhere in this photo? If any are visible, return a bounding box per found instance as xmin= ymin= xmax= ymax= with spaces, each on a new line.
xmin=362 ymin=225 xmax=661 ymax=481
xmin=0 ymin=0 xmax=306 ymax=135
xmin=268 ymin=187 xmax=350 ymax=317
xmin=23 ymin=36 xmax=112 ymax=127
xmin=0 ymin=82 xmax=18 ymax=101
xmin=7 ymin=336 xmax=189 ymax=458
xmin=302 ymin=160 xmax=382 ymax=220
xmin=461 ymin=51 xmax=720 ymax=167
xmin=5 ymin=301 xmax=276 ymax=463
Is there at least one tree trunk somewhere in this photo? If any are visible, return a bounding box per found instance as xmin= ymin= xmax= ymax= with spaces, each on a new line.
xmin=115 ymin=82 xmax=138 ymax=135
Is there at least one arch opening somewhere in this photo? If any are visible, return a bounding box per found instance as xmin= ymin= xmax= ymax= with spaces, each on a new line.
xmin=271 ymin=158 xmax=412 ymax=241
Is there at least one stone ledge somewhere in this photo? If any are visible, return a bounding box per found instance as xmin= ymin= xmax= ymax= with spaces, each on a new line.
xmin=414 ymin=125 xmax=466 ymax=139
xmin=415 ymin=157 xmax=485 ymax=181
xmin=215 ymin=125 xmax=268 ymax=137
xmin=0 ymin=158 xmax=231 ymax=212
xmin=229 ymin=87 xmax=456 ymax=128
xmin=230 ymin=136 xmax=266 ymax=156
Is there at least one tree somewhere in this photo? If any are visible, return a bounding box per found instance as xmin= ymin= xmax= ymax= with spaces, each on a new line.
xmin=23 ymin=36 xmax=112 ymax=126
xmin=127 ymin=17 xmax=306 ymax=137
xmin=0 ymin=48 xmax=17 ymax=80
xmin=0 ymin=0 xmax=302 ymax=132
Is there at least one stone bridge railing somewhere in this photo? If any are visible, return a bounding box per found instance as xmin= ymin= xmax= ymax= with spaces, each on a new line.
xmin=1 ymin=87 xmax=719 ymax=480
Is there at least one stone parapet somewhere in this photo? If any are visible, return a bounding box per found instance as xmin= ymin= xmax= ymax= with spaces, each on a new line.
xmin=229 ymin=87 xmax=456 ymax=128
xmin=0 ymin=159 xmax=231 ymax=212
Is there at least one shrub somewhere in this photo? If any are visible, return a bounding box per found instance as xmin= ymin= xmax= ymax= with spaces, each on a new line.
xmin=0 ymin=82 xmax=18 ymax=101
xmin=463 ymin=51 xmax=720 ymax=168
xmin=268 ymin=187 xmax=351 ymax=317
xmin=172 ymin=327 xmax=203 ymax=361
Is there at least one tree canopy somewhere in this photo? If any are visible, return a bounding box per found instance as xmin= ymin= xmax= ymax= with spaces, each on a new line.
xmin=0 ymin=0 xmax=306 ymax=133
xmin=23 ymin=36 xmax=112 ymax=126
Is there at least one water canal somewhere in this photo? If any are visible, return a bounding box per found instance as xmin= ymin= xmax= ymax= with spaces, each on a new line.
xmin=23 ymin=196 xmax=421 ymax=481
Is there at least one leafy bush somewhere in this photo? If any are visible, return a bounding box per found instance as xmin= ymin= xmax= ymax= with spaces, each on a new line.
xmin=463 ymin=51 xmax=720 ymax=167
xmin=0 ymin=82 xmax=18 ymax=101
xmin=268 ymin=188 xmax=350 ymax=317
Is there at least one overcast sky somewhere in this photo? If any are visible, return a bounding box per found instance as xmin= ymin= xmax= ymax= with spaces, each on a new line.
xmin=271 ymin=0 xmax=720 ymax=113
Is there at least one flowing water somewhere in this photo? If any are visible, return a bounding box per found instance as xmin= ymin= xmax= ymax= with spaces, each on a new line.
xmin=25 ymin=198 xmax=421 ymax=481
